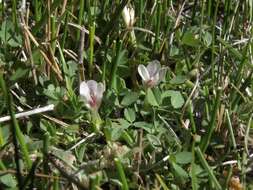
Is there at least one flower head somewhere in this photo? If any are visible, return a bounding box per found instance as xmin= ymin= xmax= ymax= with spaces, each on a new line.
xmin=79 ymin=80 xmax=105 ymax=110
xmin=138 ymin=60 xmax=167 ymax=88
xmin=122 ymin=4 xmax=135 ymax=28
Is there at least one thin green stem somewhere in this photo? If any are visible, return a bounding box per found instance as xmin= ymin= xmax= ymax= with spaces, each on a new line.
xmin=195 ymin=147 xmax=222 ymax=190
xmin=154 ymin=0 xmax=161 ymax=53
xmin=102 ymin=35 xmax=110 ymax=82
xmin=188 ymin=101 xmax=196 ymax=134
xmin=207 ymin=0 xmax=212 ymax=19
xmin=139 ymin=0 xmax=144 ymax=27
xmin=225 ymin=109 xmax=237 ymax=149
xmin=114 ymin=158 xmax=129 ymax=190
xmin=77 ymin=0 xmax=85 ymax=40
xmin=0 ymin=74 xmax=32 ymax=189
xmin=211 ymin=0 xmax=219 ymax=85
xmin=61 ymin=11 xmax=69 ymax=49
xmin=35 ymin=0 xmax=40 ymax=22
xmin=11 ymin=0 xmax=17 ymax=30
xmin=89 ymin=22 xmax=96 ymax=78
xmin=8 ymin=95 xmax=32 ymax=169
xmin=200 ymin=87 xmax=222 ymax=153
xmin=51 ymin=15 xmax=56 ymax=53
xmin=57 ymin=42 xmax=74 ymax=97
xmin=110 ymin=40 xmax=122 ymax=90
xmin=0 ymin=126 xmax=4 ymax=146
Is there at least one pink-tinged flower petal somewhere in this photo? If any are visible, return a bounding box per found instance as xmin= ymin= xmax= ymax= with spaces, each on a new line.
xmin=147 ymin=60 xmax=160 ymax=77
xmin=158 ymin=68 xmax=167 ymax=83
xmin=80 ymin=81 xmax=91 ymax=102
xmin=138 ymin=64 xmax=150 ymax=82
xmin=95 ymin=83 xmax=105 ymax=109
xmin=87 ymin=80 xmax=98 ymax=97
xmin=96 ymin=82 xmax=105 ymax=101
xmin=80 ymin=81 xmax=92 ymax=109
xmin=152 ymin=73 xmax=160 ymax=86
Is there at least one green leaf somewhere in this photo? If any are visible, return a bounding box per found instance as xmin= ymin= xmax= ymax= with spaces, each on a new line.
xmin=134 ymin=122 xmax=153 ymax=133
xmin=153 ymin=87 xmax=162 ymax=105
xmin=0 ymin=20 xmax=11 ymax=43
xmin=170 ymin=75 xmax=187 ymax=85
xmin=1 ymin=125 xmax=11 ymax=145
xmin=8 ymin=34 xmax=22 ymax=47
xmin=182 ymin=32 xmax=200 ymax=47
xmin=10 ymin=68 xmax=29 ymax=81
xmin=203 ymin=32 xmax=212 ymax=47
xmin=116 ymin=119 xmax=131 ymax=129
xmin=137 ymin=43 xmax=152 ymax=51
xmin=106 ymin=119 xmax=130 ymax=141
xmin=50 ymin=147 xmax=76 ymax=166
xmin=0 ymin=174 xmax=17 ymax=188
xmin=121 ymin=91 xmax=139 ymax=106
xmin=162 ymin=90 xmax=184 ymax=109
xmin=0 ymin=20 xmax=22 ymax=47
xmin=171 ymin=162 xmax=189 ymax=184
xmin=111 ymin=126 xmax=125 ymax=141
xmin=171 ymin=92 xmax=184 ymax=109
xmin=64 ymin=124 xmax=79 ymax=133
xmin=175 ymin=151 xmax=192 ymax=164
xmin=146 ymin=88 xmax=159 ymax=106
xmin=67 ymin=60 xmax=78 ymax=77
xmin=170 ymin=45 xmax=179 ymax=56
xmin=124 ymin=108 xmax=136 ymax=123
xmin=105 ymin=119 xmax=131 ymax=141
xmin=101 ymin=90 xmax=117 ymax=116
xmin=147 ymin=134 xmax=161 ymax=147
xmin=190 ymin=162 xmax=200 ymax=190
xmin=116 ymin=77 xmax=127 ymax=92
xmin=43 ymin=85 xmax=59 ymax=101
xmin=217 ymin=37 xmax=242 ymax=60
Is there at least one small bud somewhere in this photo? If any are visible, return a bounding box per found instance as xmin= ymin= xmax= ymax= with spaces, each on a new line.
xmin=188 ymin=68 xmax=198 ymax=78
xmin=122 ymin=5 xmax=135 ymax=28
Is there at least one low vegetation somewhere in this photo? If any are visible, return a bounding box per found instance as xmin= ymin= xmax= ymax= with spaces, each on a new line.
xmin=0 ymin=0 xmax=253 ymax=189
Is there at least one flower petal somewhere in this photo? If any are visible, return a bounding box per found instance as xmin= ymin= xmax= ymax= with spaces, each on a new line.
xmin=96 ymin=82 xmax=105 ymax=101
xmin=87 ymin=80 xmax=98 ymax=97
xmin=158 ymin=67 xmax=167 ymax=83
xmin=79 ymin=81 xmax=91 ymax=102
xmin=147 ymin=60 xmax=160 ymax=77
xmin=122 ymin=6 xmax=131 ymax=27
xmin=129 ymin=6 xmax=135 ymax=26
xmin=138 ymin=64 xmax=150 ymax=82
xmin=150 ymin=73 xmax=160 ymax=87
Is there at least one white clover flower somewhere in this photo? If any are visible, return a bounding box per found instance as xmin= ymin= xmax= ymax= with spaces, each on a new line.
xmin=138 ymin=60 xmax=167 ymax=88
xmin=79 ymin=80 xmax=105 ymax=110
xmin=122 ymin=4 xmax=135 ymax=28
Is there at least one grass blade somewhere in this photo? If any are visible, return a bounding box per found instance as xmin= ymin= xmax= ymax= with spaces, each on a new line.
xmin=200 ymin=87 xmax=222 ymax=153
xmin=195 ymin=147 xmax=222 ymax=190
xmin=114 ymin=158 xmax=129 ymax=190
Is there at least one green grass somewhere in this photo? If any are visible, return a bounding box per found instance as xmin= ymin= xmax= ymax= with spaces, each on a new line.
xmin=0 ymin=0 xmax=253 ymax=189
